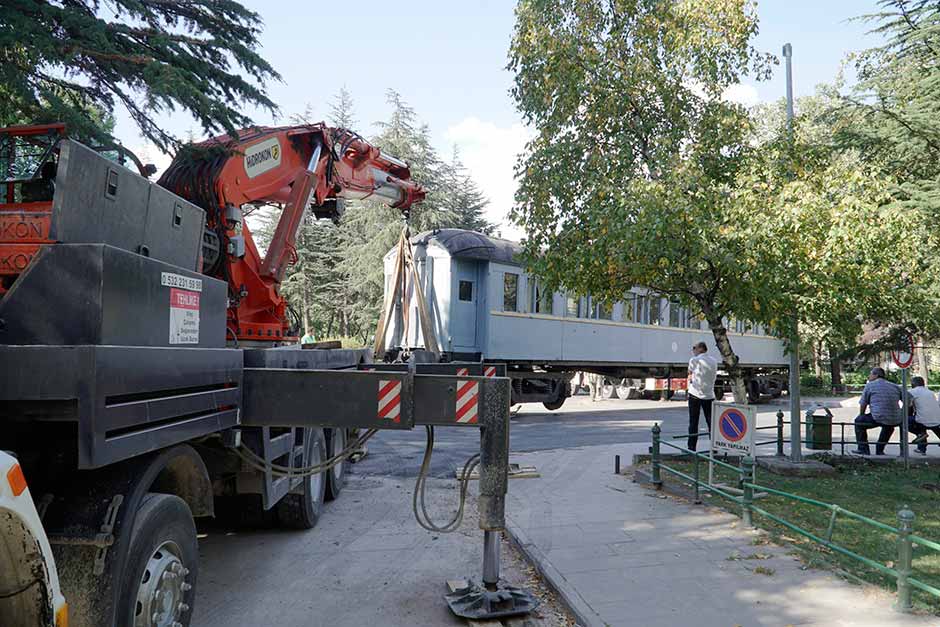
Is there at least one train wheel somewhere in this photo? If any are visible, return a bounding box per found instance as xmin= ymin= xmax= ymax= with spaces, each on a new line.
xmin=616 ymin=382 xmax=639 ymax=400
xmin=747 ymin=379 xmax=761 ymax=404
xmin=277 ymin=428 xmax=327 ymax=530
xmin=543 ymin=397 xmax=566 ymax=411
xmin=325 ymin=428 xmax=347 ymax=501
xmin=120 ymin=494 xmax=198 ymax=627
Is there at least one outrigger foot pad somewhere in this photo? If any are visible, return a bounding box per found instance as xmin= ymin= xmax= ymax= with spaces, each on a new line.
xmin=445 ymin=580 xmax=539 ymax=620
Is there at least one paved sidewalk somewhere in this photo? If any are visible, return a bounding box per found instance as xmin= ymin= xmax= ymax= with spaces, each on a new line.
xmin=505 ymin=443 xmax=937 ymax=627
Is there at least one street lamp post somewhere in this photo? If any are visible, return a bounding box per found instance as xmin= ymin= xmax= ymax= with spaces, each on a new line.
xmin=783 ymin=42 xmax=802 ymax=463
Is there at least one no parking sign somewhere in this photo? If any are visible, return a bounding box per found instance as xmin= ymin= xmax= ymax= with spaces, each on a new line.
xmin=711 ymin=403 xmax=756 ymax=456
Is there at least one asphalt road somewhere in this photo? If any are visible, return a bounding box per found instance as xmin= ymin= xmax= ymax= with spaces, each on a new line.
xmin=195 ymin=393 xmax=860 ymax=626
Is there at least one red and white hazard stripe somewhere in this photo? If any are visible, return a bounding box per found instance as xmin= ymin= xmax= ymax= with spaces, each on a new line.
xmin=455 ymin=376 xmax=479 ymax=424
xmin=484 ymin=366 xmax=496 ymax=378
xmin=378 ymin=379 xmax=401 ymax=422
xmin=456 ymin=367 xmax=470 ymax=376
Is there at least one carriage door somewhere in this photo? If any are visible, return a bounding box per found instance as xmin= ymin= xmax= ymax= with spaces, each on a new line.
xmin=452 ymin=260 xmax=478 ymax=350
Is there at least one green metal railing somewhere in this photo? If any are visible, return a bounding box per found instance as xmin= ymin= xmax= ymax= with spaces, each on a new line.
xmin=649 ymin=423 xmax=938 ymax=611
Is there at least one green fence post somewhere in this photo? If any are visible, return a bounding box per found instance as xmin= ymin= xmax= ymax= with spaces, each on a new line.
xmin=651 ymin=423 xmax=662 ymax=489
xmin=896 ymin=506 xmax=915 ymax=613
xmin=776 ymin=410 xmax=785 ymax=457
xmin=741 ymin=456 xmax=754 ymax=527
xmin=692 ymin=451 xmax=701 ymax=504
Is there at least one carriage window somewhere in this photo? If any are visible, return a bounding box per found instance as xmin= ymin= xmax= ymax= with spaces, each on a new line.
xmin=669 ymin=299 xmax=692 ymax=328
xmin=635 ymin=295 xmax=648 ymax=324
xmin=529 ymin=279 xmax=553 ymax=314
xmin=458 ymin=280 xmax=473 ymax=302
xmin=649 ymin=296 xmax=661 ymax=325
xmin=566 ymin=294 xmax=579 ymax=317
xmin=503 ymin=273 xmax=519 ymax=312
xmin=622 ymin=294 xmax=635 ymax=322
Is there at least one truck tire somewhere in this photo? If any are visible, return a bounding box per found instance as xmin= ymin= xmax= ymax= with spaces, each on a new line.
xmin=276 ymin=427 xmax=327 ymax=530
xmin=325 ymin=428 xmax=347 ymax=501
xmin=543 ymin=397 xmax=566 ymax=411
xmin=118 ymin=493 xmax=198 ymax=627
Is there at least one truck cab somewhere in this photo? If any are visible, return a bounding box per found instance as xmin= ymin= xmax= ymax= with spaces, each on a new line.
xmin=0 ymin=451 xmax=68 ymax=627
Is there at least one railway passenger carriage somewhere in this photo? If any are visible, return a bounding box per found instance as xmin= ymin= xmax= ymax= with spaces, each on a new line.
xmin=384 ymin=229 xmax=788 ymax=408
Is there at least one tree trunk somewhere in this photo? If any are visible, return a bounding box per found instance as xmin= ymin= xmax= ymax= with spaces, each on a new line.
xmin=301 ymin=283 xmax=311 ymax=338
xmin=917 ymin=335 xmax=929 ymax=385
xmin=830 ymin=351 xmax=842 ymax=388
xmin=814 ymin=340 xmax=823 ymax=377
xmin=703 ymin=307 xmax=747 ymax=403
xmin=326 ymin=312 xmax=335 ymax=339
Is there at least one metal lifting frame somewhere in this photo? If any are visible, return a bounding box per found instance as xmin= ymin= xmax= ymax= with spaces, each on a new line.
xmin=241 ymin=360 xmax=537 ymax=619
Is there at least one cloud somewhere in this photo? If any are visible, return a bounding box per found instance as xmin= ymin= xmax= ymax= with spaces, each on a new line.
xmin=443 ymin=117 xmax=532 ymax=240
xmin=722 ymin=83 xmax=760 ymax=107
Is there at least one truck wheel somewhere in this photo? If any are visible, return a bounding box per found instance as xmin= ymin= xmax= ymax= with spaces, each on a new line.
xmin=119 ymin=493 xmax=198 ymax=627
xmin=276 ymin=428 xmax=327 ymax=529
xmin=325 ymin=428 xmax=347 ymax=501
xmin=542 ymin=397 xmax=565 ymax=411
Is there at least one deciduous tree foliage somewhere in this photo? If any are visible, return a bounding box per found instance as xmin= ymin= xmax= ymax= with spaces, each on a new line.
xmin=508 ymin=0 xmax=936 ymax=400
xmin=0 ymin=0 xmax=279 ymax=151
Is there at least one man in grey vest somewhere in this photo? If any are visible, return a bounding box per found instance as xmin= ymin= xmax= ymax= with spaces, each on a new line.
xmin=853 ymin=367 xmax=902 ymax=456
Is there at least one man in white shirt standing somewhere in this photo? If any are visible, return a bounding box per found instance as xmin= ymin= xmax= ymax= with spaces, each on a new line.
xmin=907 ymin=376 xmax=940 ymax=455
xmin=687 ymin=341 xmax=719 ymax=451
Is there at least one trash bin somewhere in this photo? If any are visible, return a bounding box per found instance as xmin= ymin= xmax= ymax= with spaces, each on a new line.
xmin=804 ymin=406 xmax=833 ymax=450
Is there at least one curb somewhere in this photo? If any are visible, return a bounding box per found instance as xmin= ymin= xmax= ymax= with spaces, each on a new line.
xmin=503 ymin=516 xmax=599 ymax=627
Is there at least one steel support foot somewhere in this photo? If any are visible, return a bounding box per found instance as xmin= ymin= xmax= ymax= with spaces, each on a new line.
xmin=445 ymin=580 xmax=539 ymax=620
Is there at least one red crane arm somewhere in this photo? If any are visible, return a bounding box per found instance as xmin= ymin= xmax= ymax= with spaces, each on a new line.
xmin=159 ymin=124 xmax=425 ymax=343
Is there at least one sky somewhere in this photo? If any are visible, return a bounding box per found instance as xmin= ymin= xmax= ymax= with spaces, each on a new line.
xmin=114 ymin=0 xmax=886 ymax=238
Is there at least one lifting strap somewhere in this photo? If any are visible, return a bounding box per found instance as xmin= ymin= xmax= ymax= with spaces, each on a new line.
xmin=374 ymin=226 xmax=441 ymax=359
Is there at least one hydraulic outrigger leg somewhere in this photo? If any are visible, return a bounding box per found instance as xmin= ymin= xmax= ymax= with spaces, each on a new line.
xmin=444 ymin=378 xmax=539 ymax=619
xmin=240 ymin=361 xmax=537 ymax=620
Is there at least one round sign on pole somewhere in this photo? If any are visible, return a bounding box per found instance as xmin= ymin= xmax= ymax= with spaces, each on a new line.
xmin=711 ymin=404 xmax=756 ymax=456
xmin=892 ymin=335 xmax=915 ymax=370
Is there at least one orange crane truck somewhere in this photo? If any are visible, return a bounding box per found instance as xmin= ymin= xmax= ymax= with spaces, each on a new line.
xmin=0 ymin=124 xmax=535 ymax=626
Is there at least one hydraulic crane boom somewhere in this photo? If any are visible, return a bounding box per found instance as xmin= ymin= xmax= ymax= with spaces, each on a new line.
xmin=159 ymin=124 xmax=425 ymax=343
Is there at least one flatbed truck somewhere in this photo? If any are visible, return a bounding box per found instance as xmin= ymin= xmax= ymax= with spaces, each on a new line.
xmin=0 ymin=126 xmax=531 ymax=626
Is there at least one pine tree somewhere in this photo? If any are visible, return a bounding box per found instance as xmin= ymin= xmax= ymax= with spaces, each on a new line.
xmin=329 ymin=87 xmax=357 ymax=129
xmin=0 ymin=1 xmax=279 ymax=152
xmin=445 ymin=146 xmax=494 ymax=234
xmin=340 ymin=90 xmax=457 ymax=342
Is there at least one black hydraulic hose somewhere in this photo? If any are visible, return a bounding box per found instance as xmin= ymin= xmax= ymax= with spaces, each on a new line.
xmin=412 ymin=425 xmax=480 ymax=533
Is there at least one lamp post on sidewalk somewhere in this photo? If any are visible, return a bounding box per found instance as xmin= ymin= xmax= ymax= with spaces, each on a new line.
xmin=783 ymin=42 xmax=802 ymax=463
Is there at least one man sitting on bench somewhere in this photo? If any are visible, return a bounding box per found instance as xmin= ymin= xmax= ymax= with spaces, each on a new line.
xmin=908 ymin=376 xmax=940 ymax=455
xmin=853 ymin=367 xmax=901 ymax=456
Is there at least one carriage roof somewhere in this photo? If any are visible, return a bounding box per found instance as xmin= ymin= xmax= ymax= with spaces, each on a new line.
xmin=411 ymin=228 xmax=523 ymax=267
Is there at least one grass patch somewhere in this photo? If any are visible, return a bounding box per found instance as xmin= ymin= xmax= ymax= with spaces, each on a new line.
xmin=645 ymin=457 xmax=940 ymax=613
